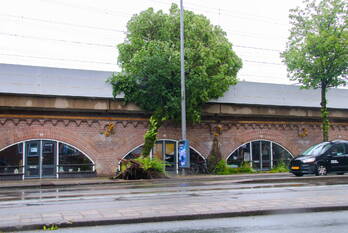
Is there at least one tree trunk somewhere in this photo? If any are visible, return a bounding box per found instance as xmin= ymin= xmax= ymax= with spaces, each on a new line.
xmin=141 ymin=114 xmax=164 ymax=157
xmin=321 ymin=81 xmax=329 ymax=142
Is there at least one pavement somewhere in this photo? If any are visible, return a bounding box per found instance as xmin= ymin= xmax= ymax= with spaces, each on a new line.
xmin=1 ymin=173 xmax=348 ymax=232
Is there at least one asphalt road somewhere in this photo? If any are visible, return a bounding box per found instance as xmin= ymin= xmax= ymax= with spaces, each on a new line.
xmin=1 ymin=174 xmax=348 ymax=232
xmin=19 ymin=210 xmax=348 ymax=233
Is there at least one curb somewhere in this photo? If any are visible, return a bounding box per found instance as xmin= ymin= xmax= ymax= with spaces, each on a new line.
xmin=2 ymin=205 xmax=348 ymax=232
xmin=1 ymin=173 xmax=348 ymax=190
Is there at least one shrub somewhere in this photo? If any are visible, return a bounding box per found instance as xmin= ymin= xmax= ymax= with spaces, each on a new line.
xmin=269 ymin=162 xmax=289 ymax=173
xmin=135 ymin=156 xmax=165 ymax=173
xmin=214 ymin=160 xmax=255 ymax=175
xmin=114 ymin=156 xmax=166 ymax=180
xmin=239 ymin=162 xmax=255 ymax=173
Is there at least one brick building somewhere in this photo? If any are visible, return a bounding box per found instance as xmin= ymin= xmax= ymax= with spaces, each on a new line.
xmin=0 ymin=63 xmax=347 ymax=179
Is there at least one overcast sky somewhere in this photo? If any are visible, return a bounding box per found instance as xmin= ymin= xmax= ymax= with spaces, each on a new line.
xmin=0 ymin=0 xmax=305 ymax=84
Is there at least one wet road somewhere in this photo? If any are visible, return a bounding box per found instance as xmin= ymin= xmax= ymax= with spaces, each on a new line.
xmin=20 ymin=210 xmax=348 ymax=233
xmin=1 ymin=174 xmax=348 ymax=232
xmin=1 ymin=174 xmax=347 ymax=204
xmin=0 ymin=178 xmax=339 ymax=206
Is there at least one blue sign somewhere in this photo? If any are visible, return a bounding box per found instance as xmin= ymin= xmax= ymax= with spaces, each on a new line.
xmin=178 ymin=140 xmax=190 ymax=168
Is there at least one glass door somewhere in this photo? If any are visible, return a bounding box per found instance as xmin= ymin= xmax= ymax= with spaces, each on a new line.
xmin=25 ymin=140 xmax=41 ymax=178
xmin=261 ymin=141 xmax=271 ymax=170
xmin=42 ymin=141 xmax=56 ymax=177
xmin=164 ymin=141 xmax=176 ymax=172
xmin=25 ymin=140 xmax=57 ymax=178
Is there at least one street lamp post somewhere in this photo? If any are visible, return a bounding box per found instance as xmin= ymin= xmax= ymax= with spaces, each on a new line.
xmin=180 ymin=0 xmax=186 ymax=141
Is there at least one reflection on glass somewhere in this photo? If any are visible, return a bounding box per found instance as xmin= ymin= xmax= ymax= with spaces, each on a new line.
xmin=272 ymin=143 xmax=292 ymax=166
xmin=0 ymin=143 xmax=23 ymax=174
xmin=42 ymin=141 xmax=56 ymax=176
xmin=227 ymin=143 xmax=250 ymax=168
xmin=261 ymin=141 xmax=271 ymax=170
xmin=59 ymin=143 xmax=93 ymax=172
xmin=228 ymin=140 xmax=293 ymax=171
xmin=153 ymin=142 xmax=163 ymax=161
xmin=252 ymin=141 xmax=261 ymax=169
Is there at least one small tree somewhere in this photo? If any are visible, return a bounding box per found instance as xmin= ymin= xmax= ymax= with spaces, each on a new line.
xmin=281 ymin=0 xmax=347 ymax=141
xmin=109 ymin=4 xmax=242 ymax=155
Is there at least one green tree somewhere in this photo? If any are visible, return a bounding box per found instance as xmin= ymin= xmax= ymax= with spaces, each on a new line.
xmin=109 ymin=4 xmax=242 ymax=156
xmin=281 ymin=0 xmax=347 ymax=142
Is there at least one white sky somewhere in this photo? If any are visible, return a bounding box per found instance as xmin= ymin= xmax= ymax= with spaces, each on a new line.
xmin=0 ymin=0 xmax=305 ymax=84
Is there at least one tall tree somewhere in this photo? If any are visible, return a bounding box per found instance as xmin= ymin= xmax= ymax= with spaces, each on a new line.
xmin=281 ymin=0 xmax=347 ymax=142
xmin=109 ymin=4 xmax=242 ymax=156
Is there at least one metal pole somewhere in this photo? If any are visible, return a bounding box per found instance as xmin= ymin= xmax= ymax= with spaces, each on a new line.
xmin=180 ymin=0 xmax=186 ymax=140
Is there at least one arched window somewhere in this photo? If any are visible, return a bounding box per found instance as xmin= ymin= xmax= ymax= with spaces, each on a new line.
xmin=227 ymin=140 xmax=293 ymax=171
xmin=0 ymin=140 xmax=95 ymax=179
xmin=120 ymin=139 xmax=206 ymax=174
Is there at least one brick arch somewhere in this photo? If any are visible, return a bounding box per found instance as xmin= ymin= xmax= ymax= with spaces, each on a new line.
xmin=222 ymin=128 xmax=297 ymax=159
xmin=0 ymin=124 xmax=98 ymax=163
xmin=118 ymin=137 xmax=206 ymax=161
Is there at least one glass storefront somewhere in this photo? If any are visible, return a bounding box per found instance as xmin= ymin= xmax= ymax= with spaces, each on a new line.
xmin=0 ymin=140 xmax=95 ymax=179
xmin=227 ymin=140 xmax=293 ymax=171
xmin=121 ymin=140 xmax=206 ymax=174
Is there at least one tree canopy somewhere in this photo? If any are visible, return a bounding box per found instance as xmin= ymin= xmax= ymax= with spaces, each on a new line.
xmin=281 ymin=0 xmax=347 ymax=141
xmin=110 ymin=4 xmax=242 ymax=123
xmin=109 ymin=4 xmax=242 ymax=155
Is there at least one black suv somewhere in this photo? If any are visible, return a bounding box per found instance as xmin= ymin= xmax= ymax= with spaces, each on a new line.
xmin=289 ymin=140 xmax=348 ymax=176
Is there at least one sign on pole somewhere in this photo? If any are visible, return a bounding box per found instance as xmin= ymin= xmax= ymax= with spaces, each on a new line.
xmin=178 ymin=140 xmax=190 ymax=168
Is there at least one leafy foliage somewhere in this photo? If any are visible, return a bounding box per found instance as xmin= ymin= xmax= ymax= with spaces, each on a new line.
xmin=109 ymin=4 xmax=242 ymax=156
xmin=115 ymin=157 xmax=166 ymax=180
xmin=135 ymin=156 xmax=165 ymax=173
xmin=269 ymin=162 xmax=289 ymax=173
xmin=281 ymin=0 xmax=348 ymax=141
xmin=214 ymin=160 xmax=255 ymax=175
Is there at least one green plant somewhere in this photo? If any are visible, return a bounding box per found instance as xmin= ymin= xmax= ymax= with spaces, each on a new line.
xmin=109 ymin=4 xmax=242 ymax=157
xmin=135 ymin=156 xmax=165 ymax=173
xmin=43 ymin=224 xmax=59 ymax=231
xmin=214 ymin=160 xmax=255 ymax=175
xmin=281 ymin=0 xmax=348 ymax=142
xmin=238 ymin=162 xmax=255 ymax=173
xmin=269 ymin=162 xmax=289 ymax=173
xmin=214 ymin=160 xmax=229 ymax=175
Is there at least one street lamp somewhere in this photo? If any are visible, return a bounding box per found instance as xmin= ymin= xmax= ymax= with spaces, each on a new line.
xmin=180 ymin=0 xmax=186 ymax=140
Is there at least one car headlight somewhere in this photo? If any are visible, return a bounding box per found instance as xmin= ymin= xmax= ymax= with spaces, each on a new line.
xmin=302 ymin=157 xmax=315 ymax=163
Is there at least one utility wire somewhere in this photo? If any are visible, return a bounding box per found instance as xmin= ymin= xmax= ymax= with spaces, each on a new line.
xmin=244 ymin=60 xmax=283 ymax=66
xmin=143 ymin=0 xmax=288 ymax=26
xmin=0 ymin=52 xmax=283 ymax=67
xmin=0 ymin=53 xmax=114 ymax=65
xmin=0 ymin=14 xmax=126 ymax=33
xmin=0 ymin=32 xmax=116 ymax=48
xmin=0 ymin=30 xmax=283 ymax=52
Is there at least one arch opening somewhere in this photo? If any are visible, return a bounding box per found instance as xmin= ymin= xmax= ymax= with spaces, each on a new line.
xmin=227 ymin=140 xmax=293 ymax=171
xmin=0 ymin=139 xmax=95 ymax=179
xmin=120 ymin=139 xmax=206 ymax=175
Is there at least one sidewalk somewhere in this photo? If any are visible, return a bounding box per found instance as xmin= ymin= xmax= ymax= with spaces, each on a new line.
xmin=1 ymin=173 xmax=348 ymax=232
xmin=1 ymin=172 xmax=347 ymax=189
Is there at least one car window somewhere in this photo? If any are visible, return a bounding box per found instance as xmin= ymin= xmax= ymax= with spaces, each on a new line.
xmin=302 ymin=142 xmax=332 ymax=156
xmin=329 ymin=144 xmax=345 ymax=156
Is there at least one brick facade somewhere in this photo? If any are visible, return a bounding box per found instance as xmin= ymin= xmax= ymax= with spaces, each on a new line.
xmin=1 ymin=114 xmax=348 ymax=176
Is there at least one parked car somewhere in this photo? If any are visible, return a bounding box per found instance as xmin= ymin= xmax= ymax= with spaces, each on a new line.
xmin=289 ymin=140 xmax=348 ymax=176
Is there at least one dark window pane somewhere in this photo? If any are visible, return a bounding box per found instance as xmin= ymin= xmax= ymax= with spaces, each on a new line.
xmin=272 ymin=143 xmax=292 ymax=167
xmin=59 ymin=143 xmax=93 ymax=172
xmin=261 ymin=141 xmax=271 ymax=170
xmin=252 ymin=141 xmax=261 ymax=169
xmin=227 ymin=143 xmax=250 ymax=168
xmin=0 ymin=143 xmax=23 ymax=174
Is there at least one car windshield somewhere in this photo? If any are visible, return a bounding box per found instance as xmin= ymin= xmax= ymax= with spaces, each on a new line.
xmin=302 ymin=142 xmax=332 ymax=156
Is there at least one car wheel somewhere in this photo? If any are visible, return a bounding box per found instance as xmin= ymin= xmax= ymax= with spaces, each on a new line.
xmin=315 ymin=164 xmax=327 ymax=176
xmin=294 ymin=173 xmax=303 ymax=177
